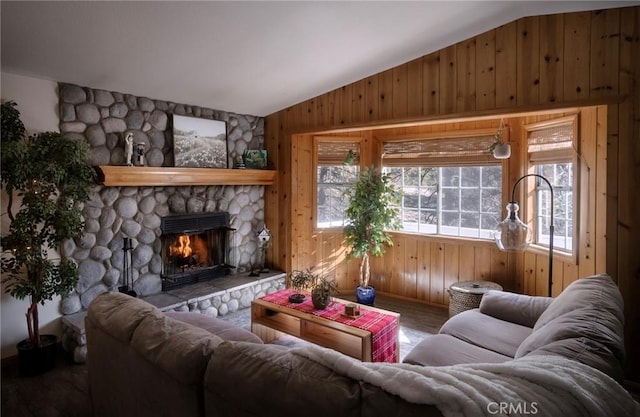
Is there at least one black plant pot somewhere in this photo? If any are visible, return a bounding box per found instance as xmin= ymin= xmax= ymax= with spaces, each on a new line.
xmin=17 ymin=334 xmax=57 ymax=377
xmin=356 ymin=285 xmax=376 ymax=306
xmin=311 ymin=288 xmax=330 ymax=310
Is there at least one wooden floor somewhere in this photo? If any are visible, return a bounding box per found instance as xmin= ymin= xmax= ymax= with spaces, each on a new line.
xmin=0 ymin=294 xmax=449 ymax=417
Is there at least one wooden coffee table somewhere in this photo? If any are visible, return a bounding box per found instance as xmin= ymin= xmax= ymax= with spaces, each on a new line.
xmin=251 ymin=291 xmax=400 ymax=362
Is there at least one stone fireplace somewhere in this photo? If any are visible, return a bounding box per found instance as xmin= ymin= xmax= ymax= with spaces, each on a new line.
xmin=160 ymin=212 xmax=233 ymax=290
xmin=57 ymin=83 xmax=274 ymax=316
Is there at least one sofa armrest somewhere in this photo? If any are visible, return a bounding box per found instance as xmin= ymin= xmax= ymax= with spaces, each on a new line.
xmin=479 ymin=291 xmax=552 ymax=328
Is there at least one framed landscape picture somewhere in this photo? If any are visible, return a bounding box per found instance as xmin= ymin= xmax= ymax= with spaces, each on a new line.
xmin=173 ymin=115 xmax=227 ymax=168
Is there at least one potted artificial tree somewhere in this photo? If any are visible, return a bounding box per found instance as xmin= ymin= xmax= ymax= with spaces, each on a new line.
xmin=1 ymin=101 xmax=95 ymax=376
xmin=343 ymin=166 xmax=401 ymax=305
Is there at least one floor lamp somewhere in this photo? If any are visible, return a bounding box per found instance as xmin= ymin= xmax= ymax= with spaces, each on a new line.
xmin=495 ymin=174 xmax=554 ymax=297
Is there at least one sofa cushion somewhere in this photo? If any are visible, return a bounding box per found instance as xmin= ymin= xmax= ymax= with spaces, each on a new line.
xmin=87 ymin=291 xmax=158 ymax=343
xmin=525 ymin=338 xmax=624 ymax=383
xmin=165 ymin=311 xmax=263 ymax=344
xmin=131 ymin=308 xmax=224 ymax=386
xmin=479 ymin=290 xmax=552 ymax=328
xmin=204 ymin=341 xmax=363 ymax=416
xmin=403 ymin=334 xmax=511 ymax=366
xmin=515 ymin=274 xmax=625 ymax=380
xmin=439 ymin=309 xmax=532 ymax=357
xmin=533 ymin=274 xmax=623 ymax=332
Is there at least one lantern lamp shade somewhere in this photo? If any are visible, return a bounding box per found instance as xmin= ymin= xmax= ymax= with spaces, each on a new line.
xmin=494 ymin=202 xmax=531 ymax=252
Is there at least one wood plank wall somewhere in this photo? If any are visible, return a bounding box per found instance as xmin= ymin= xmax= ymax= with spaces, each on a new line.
xmin=264 ymin=7 xmax=640 ymax=379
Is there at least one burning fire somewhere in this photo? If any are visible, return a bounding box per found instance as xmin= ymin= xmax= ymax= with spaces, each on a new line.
xmin=170 ymin=235 xmax=193 ymax=258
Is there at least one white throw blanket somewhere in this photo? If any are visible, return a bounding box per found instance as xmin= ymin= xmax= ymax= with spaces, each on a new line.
xmin=291 ymin=345 xmax=640 ymax=417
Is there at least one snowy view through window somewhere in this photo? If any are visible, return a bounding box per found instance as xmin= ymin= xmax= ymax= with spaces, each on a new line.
xmin=317 ymin=165 xmax=360 ymax=228
xmin=384 ymin=166 xmax=502 ymax=239
xmin=536 ymin=163 xmax=573 ymax=252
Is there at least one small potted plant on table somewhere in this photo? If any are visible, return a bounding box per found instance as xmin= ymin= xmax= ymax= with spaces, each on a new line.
xmin=343 ymin=166 xmax=401 ymax=305
xmin=1 ymin=101 xmax=95 ymax=375
xmin=289 ymin=268 xmax=338 ymax=309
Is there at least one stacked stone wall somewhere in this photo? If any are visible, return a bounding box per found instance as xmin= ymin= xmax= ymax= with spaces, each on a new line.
xmin=58 ymin=83 xmax=267 ymax=314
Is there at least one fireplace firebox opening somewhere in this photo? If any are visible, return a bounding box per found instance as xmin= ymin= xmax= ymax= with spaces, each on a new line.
xmin=160 ymin=212 xmax=234 ymax=290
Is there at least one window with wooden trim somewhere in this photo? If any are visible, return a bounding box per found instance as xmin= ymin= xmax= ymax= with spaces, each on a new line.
xmin=526 ymin=116 xmax=577 ymax=254
xmin=381 ymin=131 xmax=503 ymax=239
xmin=315 ymin=139 xmax=360 ymax=229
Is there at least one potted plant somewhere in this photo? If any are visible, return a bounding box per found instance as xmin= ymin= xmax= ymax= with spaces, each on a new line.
xmin=289 ymin=268 xmax=314 ymax=303
xmin=310 ymin=275 xmax=339 ymax=310
xmin=289 ymin=268 xmax=338 ymax=309
xmin=1 ymin=101 xmax=96 ymax=376
xmin=343 ymin=166 xmax=401 ymax=305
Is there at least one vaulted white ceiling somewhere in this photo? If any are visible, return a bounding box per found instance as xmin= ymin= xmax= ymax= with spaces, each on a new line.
xmin=1 ymin=1 xmax=635 ymax=116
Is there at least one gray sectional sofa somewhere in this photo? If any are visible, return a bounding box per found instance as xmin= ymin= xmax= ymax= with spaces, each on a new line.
xmin=85 ymin=274 xmax=638 ymax=417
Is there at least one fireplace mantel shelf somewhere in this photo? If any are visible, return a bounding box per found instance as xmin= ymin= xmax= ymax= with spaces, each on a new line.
xmin=96 ymin=165 xmax=276 ymax=187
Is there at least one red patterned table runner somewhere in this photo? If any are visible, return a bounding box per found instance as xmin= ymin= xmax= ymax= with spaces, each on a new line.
xmin=260 ymin=289 xmax=399 ymax=363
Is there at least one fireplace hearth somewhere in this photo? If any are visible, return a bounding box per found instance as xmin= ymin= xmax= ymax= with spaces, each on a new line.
xmin=160 ymin=212 xmax=234 ymax=290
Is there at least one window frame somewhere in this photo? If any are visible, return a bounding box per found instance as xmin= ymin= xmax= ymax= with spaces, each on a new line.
xmin=313 ymin=136 xmax=363 ymax=231
xmin=378 ymin=128 xmax=506 ymax=241
xmin=523 ymin=115 xmax=579 ymax=263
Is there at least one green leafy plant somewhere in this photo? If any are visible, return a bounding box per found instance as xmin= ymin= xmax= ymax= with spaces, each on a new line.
xmin=343 ymin=166 xmax=401 ymax=289
xmin=290 ymin=268 xmax=338 ymax=294
xmin=1 ymin=101 xmax=96 ymax=348
xmin=290 ymin=268 xmax=338 ymax=309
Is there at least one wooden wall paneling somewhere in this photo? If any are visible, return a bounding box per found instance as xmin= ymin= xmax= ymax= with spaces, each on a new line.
xmin=365 ymin=75 xmax=380 ymax=122
xmin=458 ymin=244 xmax=475 ymax=283
xmin=266 ymin=6 xmax=640 ymax=379
xmin=594 ymin=106 xmax=608 ymax=274
xmin=551 ymin=258 xmax=565 ymax=297
xmin=429 ymin=242 xmax=445 ymax=304
xmin=331 ymin=87 xmax=344 ymax=127
xmin=615 ymin=8 xmax=637 ymax=278
xmin=563 ymin=12 xmax=591 ymax=101
xmin=607 ymin=102 xmax=620 ymax=279
xmin=378 ymin=69 xmax=394 ymax=120
xmin=351 ymin=79 xmax=367 ymax=124
xmin=475 ymin=30 xmax=496 ymax=110
xmin=523 ymin=252 xmax=537 ymax=295
xmin=539 ymin=14 xmax=565 ymax=104
xmin=623 ymin=5 xmax=640 ymax=382
xmin=516 ymin=16 xmax=541 ymax=105
xmin=443 ymin=243 xmax=459 ymax=306
xmin=513 ymin=253 xmax=525 ymax=293
xmin=340 ymin=84 xmax=353 ymax=126
xmin=535 ymin=253 xmax=550 ymax=296
xmin=422 ymin=52 xmax=440 ymax=115
xmin=291 ymin=135 xmax=314 ymax=270
xmin=392 ymin=63 xmax=409 ymax=118
xmin=416 ymin=240 xmax=432 ymax=301
xmin=389 ymin=236 xmax=411 ymax=297
xmin=490 ymin=248 xmax=510 ymax=290
xmin=495 ymin=22 xmax=517 ymax=108
xmin=473 ymin=245 xmax=492 ymax=281
xmin=562 ymin=261 xmax=579 ymax=289
xmin=407 ymin=58 xmax=423 ymax=117
xmin=578 ymin=107 xmax=597 ymax=278
xmin=439 ymin=45 xmax=457 ymax=114
xmin=264 ymin=113 xmax=281 ymax=270
xmin=370 ymin=252 xmax=387 ymax=293
xmin=300 ymin=99 xmax=312 ymax=130
xmin=590 ymin=9 xmax=620 ymax=98
xmin=323 ymin=90 xmax=336 ymax=127
xmin=403 ymin=235 xmax=419 ymax=299
xmin=456 ymin=38 xmax=476 ymax=112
